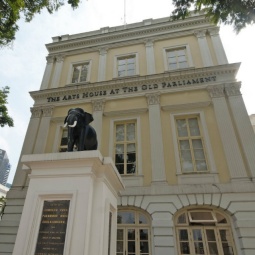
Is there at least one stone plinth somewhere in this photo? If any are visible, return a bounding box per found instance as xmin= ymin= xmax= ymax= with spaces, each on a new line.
xmin=13 ymin=151 xmax=124 ymax=255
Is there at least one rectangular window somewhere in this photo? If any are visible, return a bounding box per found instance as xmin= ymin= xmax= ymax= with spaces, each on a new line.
xmin=117 ymin=55 xmax=136 ymax=77
xmin=114 ymin=121 xmax=136 ymax=175
xmin=71 ymin=63 xmax=89 ymax=83
xmin=175 ymin=116 xmax=208 ymax=173
xmin=166 ymin=48 xmax=188 ymax=70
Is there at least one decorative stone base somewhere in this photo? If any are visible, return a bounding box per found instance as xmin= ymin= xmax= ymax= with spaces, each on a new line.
xmin=12 ymin=151 xmax=124 ymax=255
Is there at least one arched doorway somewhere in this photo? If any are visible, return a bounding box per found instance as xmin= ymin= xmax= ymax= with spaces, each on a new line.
xmin=116 ymin=208 xmax=151 ymax=255
xmin=175 ymin=208 xmax=237 ymax=255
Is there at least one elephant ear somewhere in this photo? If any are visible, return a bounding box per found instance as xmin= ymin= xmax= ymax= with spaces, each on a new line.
xmin=84 ymin=112 xmax=94 ymax=125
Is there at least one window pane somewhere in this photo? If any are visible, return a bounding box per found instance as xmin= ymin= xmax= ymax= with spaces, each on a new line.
xmin=192 ymin=139 xmax=203 ymax=150
xmin=116 ymin=164 xmax=124 ymax=174
xmin=182 ymin=160 xmax=194 ymax=172
xmin=127 ymin=69 xmax=135 ymax=76
xmin=116 ymin=241 xmax=123 ymax=252
xmin=168 ymin=56 xmax=177 ymax=64
xmin=208 ymin=243 xmax=219 ymax=255
xmin=115 ymin=154 xmax=124 ymax=164
xmin=206 ymin=229 xmax=216 ymax=241
xmin=128 ymin=229 xmax=135 ymax=240
xmin=195 ymin=160 xmax=207 ymax=171
xmin=127 ymin=163 xmax=136 ymax=174
xmin=180 ymin=140 xmax=191 ymax=150
xmin=177 ymin=49 xmax=185 ymax=56
xmin=117 ymin=212 xmax=135 ymax=224
xmin=216 ymin=213 xmax=227 ymax=224
xmin=116 ymin=125 xmax=125 ymax=141
xmin=194 ymin=242 xmax=205 ymax=254
xmin=179 ymin=61 xmax=188 ymax=68
xmin=177 ymin=213 xmax=187 ymax=224
xmin=117 ymin=229 xmax=124 ymax=240
xmin=127 ymin=124 xmax=135 ymax=140
xmin=128 ymin=241 xmax=136 ymax=252
xmin=167 ymin=51 xmax=176 ymax=58
xmin=193 ymin=229 xmax=202 ymax=241
xmin=177 ymin=119 xmax=188 ymax=137
xmin=139 ymin=214 xmax=148 ymax=224
xmin=118 ymin=59 xmax=126 ymax=65
xmin=116 ymin=144 xmax=124 ymax=154
xmin=179 ymin=229 xmax=189 ymax=241
xmin=190 ymin=211 xmax=214 ymax=221
xmin=169 ymin=63 xmax=177 ymax=70
xmin=140 ymin=242 xmax=149 ymax=253
xmin=178 ymin=55 xmax=186 ymax=62
xmin=127 ymin=143 xmax=136 ymax=153
xmin=140 ymin=229 xmax=148 ymax=240
xmin=180 ymin=242 xmax=190 ymax=254
xmin=127 ymin=57 xmax=135 ymax=63
xmin=72 ymin=66 xmax=80 ymax=83
xmin=188 ymin=118 xmax=200 ymax=136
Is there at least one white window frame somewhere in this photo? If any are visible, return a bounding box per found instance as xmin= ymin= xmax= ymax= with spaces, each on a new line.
xmin=109 ymin=116 xmax=143 ymax=186
xmin=67 ymin=60 xmax=92 ymax=85
xmin=113 ymin=53 xmax=139 ymax=78
xmin=163 ymin=44 xmax=194 ymax=72
xmin=170 ymin=111 xmax=218 ymax=183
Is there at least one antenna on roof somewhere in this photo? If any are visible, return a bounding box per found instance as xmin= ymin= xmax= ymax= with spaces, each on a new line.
xmin=124 ymin=0 xmax=126 ymax=28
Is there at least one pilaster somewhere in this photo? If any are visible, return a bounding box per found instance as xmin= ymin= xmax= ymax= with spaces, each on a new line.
xmin=225 ymin=83 xmax=255 ymax=179
xmin=146 ymin=93 xmax=166 ymax=183
xmin=194 ymin=30 xmax=213 ymax=67
xmin=145 ymin=39 xmax=156 ymax=75
xmin=33 ymin=106 xmax=54 ymax=154
xmin=40 ymin=56 xmax=55 ymax=90
xmin=92 ymin=99 xmax=105 ymax=150
xmin=98 ymin=48 xmax=108 ymax=82
xmin=50 ymin=55 xmax=65 ymax=88
xmin=11 ymin=108 xmax=42 ymax=187
xmin=207 ymin=85 xmax=247 ymax=180
xmin=208 ymin=27 xmax=228 ymax=65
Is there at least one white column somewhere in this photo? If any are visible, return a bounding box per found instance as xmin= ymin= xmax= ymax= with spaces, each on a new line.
xmin=194 ymin=30 xmax=213 ymax=67
xmin=98 ymin=48 xmax=108 ymax=82
xmin=50 ymin=55 xmax=65 ymax=88
xmin=208 ymin=27 xmax=228 ymax=65
xmin=91 ymin=99 xmax=105 ymax=150
xmin=207 ymin=85 xmax=247 ymax=180
xmin=146 ymin=93 xmax=166 ymax=183
xmin=33 ymin=106 xmax=54 ymax=154
xmin=40 ymin=56 xmax=54 ymax=90
xmin=145 ymin=39 xmax=156 ymax=75
xmin=225 ymin=83 xmax=255 ymax=179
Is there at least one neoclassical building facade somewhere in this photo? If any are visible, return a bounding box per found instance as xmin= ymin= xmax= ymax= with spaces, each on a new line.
xmin=1 ymin=13 xmax=255 ymax=255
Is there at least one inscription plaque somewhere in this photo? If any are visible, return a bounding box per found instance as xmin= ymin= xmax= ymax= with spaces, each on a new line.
xmin=34 ymin=200 xmax=70 ymax=255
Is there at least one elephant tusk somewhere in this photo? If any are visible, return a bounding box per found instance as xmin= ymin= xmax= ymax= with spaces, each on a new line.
xmin=68 ymin=121 xmax=77 ymax=127
xmin=64 ymin=122 xmax=68 ymax=127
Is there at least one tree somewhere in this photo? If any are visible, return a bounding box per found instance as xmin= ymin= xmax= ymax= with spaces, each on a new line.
xmin=171 ymin=0 xmax=255 ymax=33
xmin=0 ymin=86 xmax=14 ymax=127
xmin=0 ymin=196 xmax=7 ymax=219
xmin=0 ymin=0 xmax=81 ymax=47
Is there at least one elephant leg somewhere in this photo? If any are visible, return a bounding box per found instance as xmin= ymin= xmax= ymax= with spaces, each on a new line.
xmin=67 ymin=128 xmax=75 ymax=151
xmin=77 ymin=128 xmax=86 ymax=151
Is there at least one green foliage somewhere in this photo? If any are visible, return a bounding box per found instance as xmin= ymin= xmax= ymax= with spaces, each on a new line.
xmin=0 ymin=0 xmax=81 ymax=47
xmin=0 ymin=196 xmax=7 ymax=219
xmin=171 ymin=0 xmax=255 ymax=32
xmin=0 ymin=86 xmax=14 ymax=127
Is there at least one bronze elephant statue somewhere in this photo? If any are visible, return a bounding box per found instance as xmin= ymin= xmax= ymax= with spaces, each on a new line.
xmin=64 ymin=108 xmax=98 ymax=151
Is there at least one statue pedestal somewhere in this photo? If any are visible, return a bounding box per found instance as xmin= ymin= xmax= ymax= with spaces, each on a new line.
xmin=13 ymin=151 xmax=124 ymax=255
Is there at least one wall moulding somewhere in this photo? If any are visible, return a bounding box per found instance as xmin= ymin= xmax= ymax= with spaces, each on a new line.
xmin=31 ymin=63 xmax=239 ymax=107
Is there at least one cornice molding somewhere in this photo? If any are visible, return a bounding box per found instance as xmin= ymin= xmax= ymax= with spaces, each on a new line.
xmin=30 ymin=63 xmax=240 ymax=107
xmin=104 ymin=108 xmax=147 ymax=117
xmin=46 ymin=16 xmax=213 ymax=54
xmin=162 ymin=101 xmax=211 ymax=111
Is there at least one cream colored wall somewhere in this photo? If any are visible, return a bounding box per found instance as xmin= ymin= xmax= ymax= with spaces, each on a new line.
xmin=161 ymin=90 xmax=231 ymax=184
xmin=206 ymin=35 xmax=218 ymax=66
xmin=154 ymin=36 xmax=203 ymax=73
xmin=59 ymin=52 xmax=100 ymax=87
xmin=105 ymin=44 xmax=147 ymax=80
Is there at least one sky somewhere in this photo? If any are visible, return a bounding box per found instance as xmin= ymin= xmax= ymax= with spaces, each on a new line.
xmin=0 ymin=0 xmax=255 ymax=184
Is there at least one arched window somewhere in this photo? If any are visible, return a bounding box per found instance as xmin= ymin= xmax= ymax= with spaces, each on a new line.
xmin=117 ymin=208 xmax=151 ymax=255
xmin=175 ymin=208 xmax=237 ymax=255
